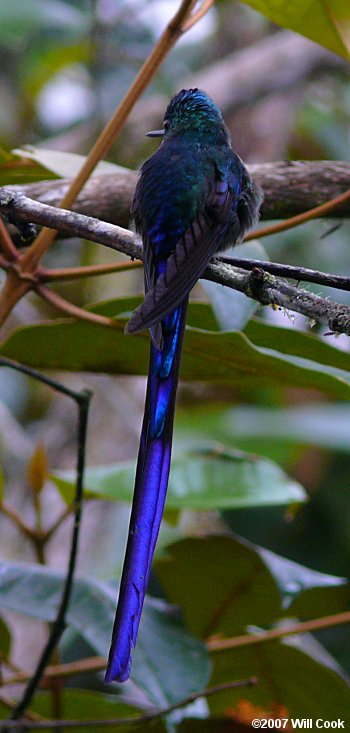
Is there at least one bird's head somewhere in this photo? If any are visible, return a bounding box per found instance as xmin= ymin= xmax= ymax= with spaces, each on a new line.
xmin=147 ymin=88 xmax=230 ymax=142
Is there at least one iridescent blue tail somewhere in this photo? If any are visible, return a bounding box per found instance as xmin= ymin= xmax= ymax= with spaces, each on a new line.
xmin=105 ymin=300 xmax=188 ymax=682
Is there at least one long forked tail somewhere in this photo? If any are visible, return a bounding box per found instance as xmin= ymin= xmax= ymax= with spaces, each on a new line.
xmin=105 ymin=299 xmax=188 ymax=683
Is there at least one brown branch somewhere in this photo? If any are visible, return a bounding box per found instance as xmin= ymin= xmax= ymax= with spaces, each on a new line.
xmin=7 ymin=162 xmax=350 ymax=232
xmin=208 ymin=610 xmax=350 ymax=653
xmin=3 ymin=657 xmax=106 ymax=687
xmin=247 ymin=185 xmax=350 ymax=241
xmin=0 ymin=499 xmax=36 ymax=541
xmin=35 ymin=284 xmax=121 ymax=330
xmin=2 ymin=188 xmax=350 ymax=336
xmin=182 ymin=0 xmax=216 ymax=30
xmin=39 ymin=260 xmax=140 ymax=283
xmin=2 ymin=677 xmax=256 ymax=730
xmin=0 ymin=218 xmax=17 ymax=260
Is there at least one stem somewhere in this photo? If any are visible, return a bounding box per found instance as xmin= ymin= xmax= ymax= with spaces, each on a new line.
xmin=246 ymin=186 xmax=350 ymax=241
xmin=3 ymin=658 xmax=106 ymax=686
xmin=2 ymin=677 xmax=256 ymax=730
xmin=44 ymin=506 xmax=74 ymax=544
xmin=35 ymin=283 xmax=121 ymax=329
xmin=39 ymin=260 xmax=141 ymax=283
xmin=217 ymin=256 xmax=350 ymax=292
xmin=208 ymin=610 xmax=350 ymax=652
xmin=0 ymin=218 xmax=18 ymax=260
xmin=182 ymin=0 xmax=216 ymax=30
xmin=0 ymin=359 xmax=92 ymax=726
xmin=0 ymin=500 xmax=35 ymax=541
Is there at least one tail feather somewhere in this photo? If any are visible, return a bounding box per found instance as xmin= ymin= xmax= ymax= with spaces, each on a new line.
xmin=105 ymin=300 xmax=188 ymax=683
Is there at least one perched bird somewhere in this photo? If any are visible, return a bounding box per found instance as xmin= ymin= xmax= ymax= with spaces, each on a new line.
xmin=105 ymin=88 xmax=262 ymax=683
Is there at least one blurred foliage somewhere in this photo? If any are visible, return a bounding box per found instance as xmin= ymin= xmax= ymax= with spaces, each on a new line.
xmin=0 ymin=0 xmax=350 ymax=729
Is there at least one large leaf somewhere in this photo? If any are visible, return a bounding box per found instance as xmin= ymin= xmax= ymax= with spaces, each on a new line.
xmin=13 ymin=146 xmax=129 ymax=179
xmin=0 ymin=560 xmax=210 ymax=708
xmin=208 ymin=636 xmax=350 ymax=722
xmin=52 ymin=443 xmax=306 ymax=510
xmin=156 ymin=536 xmax=283 ymax=638
xmin=2 ymin=299 xmax=350 ymax=399
xmin=242 ymin=0 xmax=350 ymax=60
xmin=176 ymin=402 xmax=350 ymax=456
xmin=260 ymin=547 xmax=350 ymax=618
xmin=156 ymin=536 xmax=349 ymax=636
xmin=244 ymin=317 xmax=350 ymax=372
xmin=0 ymin=147 xmax=59 ymax=185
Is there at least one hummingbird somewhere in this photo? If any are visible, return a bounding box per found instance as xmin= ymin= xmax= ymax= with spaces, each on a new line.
xmin=105 ymin=88 xmax=262 ymax=683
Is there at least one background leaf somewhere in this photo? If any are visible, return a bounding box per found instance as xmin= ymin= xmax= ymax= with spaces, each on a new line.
xmin=2 ymin=299 xmax=350 ymax=399
xmin=0 ymin=560 xmax=210 ymax=708
xmin=242 ymin=0 xmax=350 ymax=60
xmin=52 ymin=443 xmax=306 ymax=510
xmin=156 ymin=536 xmax=283 ymax=638
xmin=208 ymin=636 xmax=350 ymax=723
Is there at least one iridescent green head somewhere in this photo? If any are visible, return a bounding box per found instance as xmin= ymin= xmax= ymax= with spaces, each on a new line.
xmin=147 ymin=88 xmax=230 ymax=142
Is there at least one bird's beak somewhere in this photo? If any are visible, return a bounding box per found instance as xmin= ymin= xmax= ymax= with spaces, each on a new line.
xmin=146 ymin=129 xmax=165 ymax=138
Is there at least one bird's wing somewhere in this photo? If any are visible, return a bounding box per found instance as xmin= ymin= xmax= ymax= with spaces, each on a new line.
xmin=125 ymin=175 xmax=235 ymax=338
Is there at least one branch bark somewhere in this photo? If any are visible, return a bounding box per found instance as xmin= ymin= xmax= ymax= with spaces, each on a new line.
xmin=7 ymin=161 xmax=350 ymax=231
xmin=1 ymin=188 xmax=350 ymax=337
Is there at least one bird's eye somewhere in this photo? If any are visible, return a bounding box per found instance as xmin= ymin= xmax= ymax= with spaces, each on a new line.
xmin=163 ymin=119 xmax=170 ymax=130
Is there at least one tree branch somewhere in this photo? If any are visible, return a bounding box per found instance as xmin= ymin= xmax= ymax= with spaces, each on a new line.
xmin=2 ymin=677 xmax=256 ymax=730
xmin=6 ymin=161 xmax=350 ymax=229
xmin=1 ymin=188 xmax=350 ymax=337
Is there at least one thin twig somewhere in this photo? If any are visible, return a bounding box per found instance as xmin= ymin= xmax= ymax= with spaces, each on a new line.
xmin=39 ymin=260 xmax=140 ymax=283
xmin=0 ymin=500 xmax=36 ymax=541
xmin=0 ymin=359 xmax=92 ymax=726
xmin=0 ymin=218 xmax=18 ymax=261
xmin=44 ymin=505 xmax=74 ymax=544
xmin=2 ymin=190 xmax=350 ymax=335
xmin=35 ymin=284 xmax=120 ymax=330
xmin=208 ymin=610 xmax=350 ymax=652
xmin=217 ymin=256 xmax=350 ymax=292
xmin=1 ymin=677 xmax=256 ymax=730
xmin=182 ymin=0 xmax=216 ymax=31
xmin=246 ymin=186 xmax=350 ymax=241
xmin=207 ymin=261 xmax=350 ymax=336
xmin=2 ymin=658 xmax=106 ymax=687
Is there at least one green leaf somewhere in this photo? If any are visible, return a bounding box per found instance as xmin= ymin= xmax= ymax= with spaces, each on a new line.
xmin=2 ymin=299 xmax=350 ymax=400
xmin=0 ymin=147 xmax=58 ymax=185
xmin=156 ymin=536 xmax=282 ymax=638
xmin=208 ymin=636 xmax=350 ymax=722
xmin=52 ymin=444 xmax=306 ymax=510
xmin=288 ymin=583 xmax=350 ymax=619
xmin=244 ymin=317 xmax=350 ymax=373
xmin=13 ymin=146 xmax=130 ymax=179
xmin=176 ymin=400 xmax=350 ymax=458
xmin=260 ymin=547 xmax=350 ymax=617
xmin=242 ymin=0 xmax=350 ymax=60
xmin=0 ymin=615 xmax=12 ymax=661
xmin=0 ymin=560 xmax=210 ymax=708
